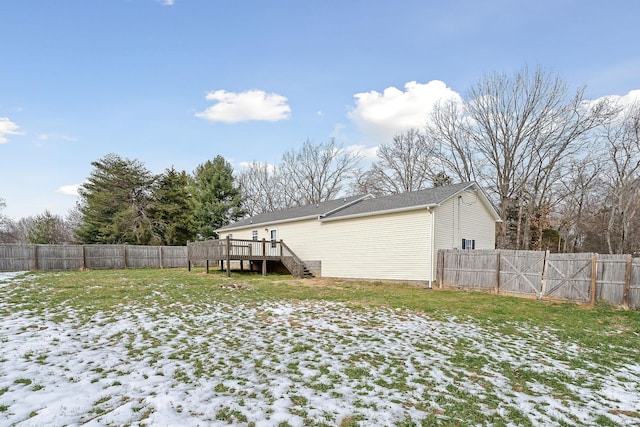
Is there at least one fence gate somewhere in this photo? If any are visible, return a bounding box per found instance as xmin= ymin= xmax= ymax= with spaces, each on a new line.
xmin=498 ymin=250 xmax=546 ymax=298
xmin=542 ymin=253 xmax=594 ymax=303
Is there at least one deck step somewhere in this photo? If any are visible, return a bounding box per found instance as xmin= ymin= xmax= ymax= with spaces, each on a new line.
xmin=302 ymin=267 xmax=314 ymax=278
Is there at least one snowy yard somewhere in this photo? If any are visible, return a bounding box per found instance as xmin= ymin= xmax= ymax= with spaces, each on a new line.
xmin=1 ymin=271 xmax=639 ymax=426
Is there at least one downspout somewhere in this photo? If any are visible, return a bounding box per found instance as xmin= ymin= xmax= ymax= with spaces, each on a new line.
xmin=429 ymin=207 xmax=435 ymax=289
xmin=457 ymin=195 xmax=462 ymax=248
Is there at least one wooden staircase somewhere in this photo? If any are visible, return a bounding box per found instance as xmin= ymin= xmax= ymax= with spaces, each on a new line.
xmin=280 ymin=240 xmax=314 ymax=278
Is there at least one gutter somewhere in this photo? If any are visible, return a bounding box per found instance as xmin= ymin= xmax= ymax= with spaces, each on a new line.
xmin=317 ymin=194 xmax=374 ymax=219
xmin=216 ymin=214 xmax=320 ymax=233
xmin=318 ymin=203 xmax=440 ymax=222
xmin=216 ymin=195 xmax=374 ymax=233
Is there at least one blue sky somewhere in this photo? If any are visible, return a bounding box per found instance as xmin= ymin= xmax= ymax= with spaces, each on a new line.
xmin=1 ymin=0 xmax=639 ymax=220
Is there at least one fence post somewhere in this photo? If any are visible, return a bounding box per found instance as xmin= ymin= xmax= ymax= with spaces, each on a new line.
xmin=437 ymin=250 xmax=444 ymax=289
xmin=225 ymin=236 xmax=231 ymax=277
xmin=590 ymin=254 xmax=597 ymax=306
xmin=495 ymin=251 xmax=501 ymax=294
xmin=33 ymin=245 xmax=38 ymax=271
xmin=123 ymin=245 xmax=128 ymax=269
xmin=262 ymin=238 xmax=267 ymax=276
xmin=540 ymin=250 xmax=550 ymax=300
xmin=159 ymin=247 xmax=163 ymax=269
xmin=82 ymin=245 xmax=87 ymax=270
xmin=623 ymin=254 xmax=632 ymax=309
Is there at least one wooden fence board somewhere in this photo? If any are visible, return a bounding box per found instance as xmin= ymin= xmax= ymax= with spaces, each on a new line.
xmin=440 ymin=249 xmax=498 ymax=290
xmin=499 ymin=250 xmax=546 ymax=296
xmin=0 ymin=244 xmax=187 ymax=271
xmin=437 ymin=249 xmax=640 ymax=309
xmin=596 ymin=255 xmax=628 ymax=306
xmin=631 ymin=260 xmax=640 ymax=309
xmin=35 ymin=245 xmax=84 ymax=271
xmin=543 ymin=253 xmax=594 ymax=302
xmin=0 ymin=245 xmax=34 ymax=271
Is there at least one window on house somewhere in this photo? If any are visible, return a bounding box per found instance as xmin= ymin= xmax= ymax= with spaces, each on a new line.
xmin=252 ymin=230 xmax=258 ymax=241
xmin=270 ymin=229 xmax=277 ymax=248
xmin=461 ymin=239 xmax=475 ymax=250
xmin=227 ymin=233 xmax=233 ymax=239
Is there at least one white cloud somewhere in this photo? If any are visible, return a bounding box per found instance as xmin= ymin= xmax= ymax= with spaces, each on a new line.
xmin=56 ymin=184 xmax=82 ymax=196
xmin=345 ymin=144 xmax=378 ymax=162
xmin=348 ymin=80 xmax=462 ymax=144
xmin=195 ymin=90 xmax=291 ymax=123
xmin=0 ymin=117 xmax=21 ymax=144
xmin=605 ymin=89 xmax=640 ymax=109
xmin=37 ymin=133 xmax=76 ymax=142
xmin=159 ymin=0 xmax=174 ymax=5
xmin=583 ymin=89 xmax=640 ymax=123
xmin=329 ymin=123 xmax=347 ymax=141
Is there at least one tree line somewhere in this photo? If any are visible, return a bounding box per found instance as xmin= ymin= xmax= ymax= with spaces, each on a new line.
xmin=1 ymin=65 xmax=638 ymax=254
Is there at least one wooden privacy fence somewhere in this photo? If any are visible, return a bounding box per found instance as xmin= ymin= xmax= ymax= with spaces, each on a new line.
xmin=437 ymin=249 xmax=640 ymax=309
xmin=0 ymin=244 xmax=188 ymax=271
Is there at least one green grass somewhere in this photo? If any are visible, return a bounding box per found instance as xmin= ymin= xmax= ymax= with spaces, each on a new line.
xmin=2 ymin=268 xmax=639 ymax=426
xmin=6 ymin=268 xmax=639 ymax=353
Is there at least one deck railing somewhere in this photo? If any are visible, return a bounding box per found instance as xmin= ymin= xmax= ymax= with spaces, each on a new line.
xmin=187 ymin=237 xmax=306 ymax=277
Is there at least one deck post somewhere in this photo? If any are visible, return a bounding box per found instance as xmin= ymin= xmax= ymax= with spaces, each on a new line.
xmin=206 ymin=259 xmax=209 ymax=274
xmin=240 ymin=260 xmax=244 ymax=271
xmin=262 ymin=238 xmax=267 ymax=276
xmin=226 ymin=236 xmax=231 ymax=277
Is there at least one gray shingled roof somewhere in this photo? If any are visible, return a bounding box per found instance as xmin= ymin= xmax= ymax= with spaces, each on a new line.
xmin=219 ymin=182 xmax=489 ymax=231
xmin=319 ymin=181 xmax=476 ymax=220
xmin=218 ymin=194 xmax=367 ymax=230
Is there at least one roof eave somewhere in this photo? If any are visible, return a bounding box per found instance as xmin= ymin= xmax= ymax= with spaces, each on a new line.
xmin=216 ymin=214 xmax=319 ymax=233
xmin=319 ymin=203 xmax=440 ymax=223
xmin=318 ymin=193 xmax=375 ymax=218
xmin=440 ymin=182 xmax=502 ymax=222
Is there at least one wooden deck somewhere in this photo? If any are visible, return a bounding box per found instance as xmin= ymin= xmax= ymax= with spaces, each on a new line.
xmin=187 ymin=237 xmax=310 ymax=278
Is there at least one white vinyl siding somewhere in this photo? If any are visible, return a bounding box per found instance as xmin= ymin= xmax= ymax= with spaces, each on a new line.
xmin=223 ymin=210 xmax=433 ymax=282
xmin=318 ymin=209 xmax=432 ymax=282
xmin=434 ymin=192 xmax=496 ymax=252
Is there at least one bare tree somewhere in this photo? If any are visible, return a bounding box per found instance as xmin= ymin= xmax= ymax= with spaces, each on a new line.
xmin=0 ymin=197 xmax=16 ymax=243
xmin=427 ymin=99 xmax=479 ymax=182
xmin=237 ymin=162 xmax=287 ymax=216
xmin=279 ymin=139 xmax=361 ymax=206
xmin=428 ymin=65 xmax=615 ymax=249
xmin=601 ymin=101 xmax=640 ymax=254
xmin=359 ymin=129 xmax=438 ymax=195
xmin=555 ymin=157 xmax=604 ymax=252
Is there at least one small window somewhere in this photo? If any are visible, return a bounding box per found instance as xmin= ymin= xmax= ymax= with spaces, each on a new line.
xmin=252 ymin=230 xmax=258 ymax=241
xmin=227 ymin=233 xmax=233 ymax=239
xmin=461 ymin=239 xmax=475 ymax=250
xmin=270 ymin=229 xmax=277 ymax=248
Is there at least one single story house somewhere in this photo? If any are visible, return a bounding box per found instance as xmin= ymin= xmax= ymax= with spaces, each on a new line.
xmin=216 ymin=181 xmax=501 ymax=285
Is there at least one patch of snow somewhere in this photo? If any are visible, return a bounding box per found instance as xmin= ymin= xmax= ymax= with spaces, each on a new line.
xmin=0 ymin=275 xmax=638 ymax=426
